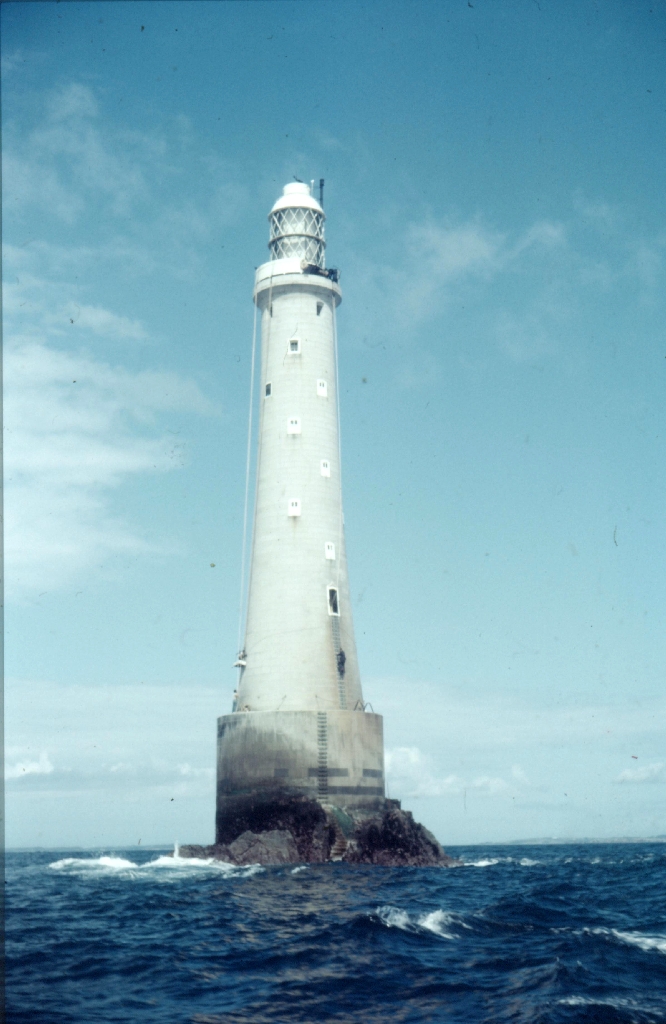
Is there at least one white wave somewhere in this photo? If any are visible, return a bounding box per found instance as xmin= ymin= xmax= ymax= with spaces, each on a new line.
xmin=48 ymin=850 xmax=263 ymax=879
xmin=560 ymin=995 xmax=664 ymax=1014
xmin=376 ymin=906 xmax=469 ymax=940
xmin=50 ymin=855 xmax=137 ymax=871
xmin=376 ymin=905 xmax=412 ymax=931
xmin=291 ymin=865 xmax=308 ymax=874
xmin=585 ymin=927 xmax=666 ymax=955
xmin=419 ymin=910 xmax=456 ymax=939
xmin=612 ymin=929 xmax=666 ymax=955
xmin=463 ymin=855 xmax=540 ymax=868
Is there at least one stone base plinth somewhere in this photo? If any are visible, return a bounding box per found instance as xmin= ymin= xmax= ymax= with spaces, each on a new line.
xmin=216 ymin=709 xmax=385 ymax=844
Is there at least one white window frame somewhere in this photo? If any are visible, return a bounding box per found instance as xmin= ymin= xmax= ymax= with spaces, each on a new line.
xmin=327 ymin=585 xmax=340 ymax=616
xmin=288 ymin=499 xmax=301 ymax=517
xmin=317 ymin=379 xmax=328 ymax=398
xmin=325 ymin=542 xmax=336 ymax=560
xmin=320 ymin=459 xmax=331 ymax=477
xmin=288 ymin=337 xmax=301 ymax=355
xmin=287 ymin=416 xmax=302 ymax=435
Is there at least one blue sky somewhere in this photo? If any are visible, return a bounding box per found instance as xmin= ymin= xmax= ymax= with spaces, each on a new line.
xmin=4 ymin=0 xmax=666 ymax=848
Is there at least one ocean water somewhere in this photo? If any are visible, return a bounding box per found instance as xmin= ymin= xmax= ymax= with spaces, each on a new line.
xmin=6 ymin=843 xmax=666 ymax=1023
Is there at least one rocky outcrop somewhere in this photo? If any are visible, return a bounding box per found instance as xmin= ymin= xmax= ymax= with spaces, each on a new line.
xmin=180 ymin=829 xmax=298 ymax=865
xmin=215 ymin=793 xmax=335 ymax=862
xmin=180 ymin=797 xmax=459 ymax=868
xmin=343 ymin=804 xmax=456 ymax=866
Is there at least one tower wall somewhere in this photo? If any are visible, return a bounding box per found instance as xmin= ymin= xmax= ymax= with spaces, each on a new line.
xmin=237 ymin=267 xmax=362 ymax=713
xmin=217 ymin=184 xmax=385 ymax=827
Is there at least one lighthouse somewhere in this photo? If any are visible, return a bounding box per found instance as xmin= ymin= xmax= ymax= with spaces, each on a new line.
xmin=216 ymin=182 xmax=385 ymax=839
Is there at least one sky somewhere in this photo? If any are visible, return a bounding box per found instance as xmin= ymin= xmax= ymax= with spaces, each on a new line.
xmin=3 ymin=0 xmax=666 ymax=849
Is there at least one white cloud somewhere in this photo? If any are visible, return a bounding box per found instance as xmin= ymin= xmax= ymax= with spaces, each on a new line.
xmin=52 ymin=303 xmax=149 ymax=341
xmin=511 ymin=220 xmax=566 ymax=256
xmin=408 ymin=220 xmax=504 ymax=278
xmin=385 ymin=746 xmax=511 ymax=799
xmin=4 ymin=80 xmax=248 ymax=237
xmin=573 ymin=193 xmax=618 ymax=230
xmin=4 ymin=337 xmax=213 ymax=600
xmin=48 ymin=82 xmax=98 ymax=121
xmin=177 ymin=763 xmax=215 ymax=778
xmin=615 ymin=761 xmax=664 ymax=784
xmin=6 ymin=751 xmax=54 ymax=780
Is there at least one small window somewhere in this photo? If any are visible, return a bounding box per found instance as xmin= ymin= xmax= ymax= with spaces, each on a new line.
xmin=288 ymin=499 xmax=301 ymax=517
xmin=287 ymin=416 xmax=301 ymax=435
xmin=317 ymin=379 xmax=328 ymax=398
xmin=325 ymin=542 xmax=336 ymax=560
xmin=316 ymin=301 xmax=324 ymax=316
xmin=320 ymin=459 xmax=330 ymax=477
xmin=269 ymin=304 xmax=273 ymax=317
xmin=265 ymin=382 xmax=272 ymax=397
xmin=327 ymin=586 xmax=340 ymax=616
xmin=288 ymin=338 xmax=300 ymax=354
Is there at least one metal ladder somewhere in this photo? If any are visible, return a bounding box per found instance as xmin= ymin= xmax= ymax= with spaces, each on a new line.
xmin=317 ymin=712 xmax=328 ymax=799
xmin=331 ymin=618 xmax=347 ymax=709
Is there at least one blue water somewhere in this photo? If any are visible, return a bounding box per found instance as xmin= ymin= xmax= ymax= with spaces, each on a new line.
xmin=6 ymin=843 xmax=666 ymax=1023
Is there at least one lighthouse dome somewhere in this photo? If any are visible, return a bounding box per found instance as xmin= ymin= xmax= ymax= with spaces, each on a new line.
xmin=268 ymin=182 xmax=325 ymax=268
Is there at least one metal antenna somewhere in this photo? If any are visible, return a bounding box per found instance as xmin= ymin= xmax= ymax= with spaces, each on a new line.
xmin=319 ymin=179 xmax=325 ymax=207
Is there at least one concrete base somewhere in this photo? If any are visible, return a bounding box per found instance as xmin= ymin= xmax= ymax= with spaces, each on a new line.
xmin=216 ymin=709 xmax=385 ymax=844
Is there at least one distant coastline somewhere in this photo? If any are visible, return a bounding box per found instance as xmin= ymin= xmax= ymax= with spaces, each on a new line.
xmin=7 ymin=837 xmax=666 ymax=852
xmin=485 ymin=836 xmax=666 ymax=846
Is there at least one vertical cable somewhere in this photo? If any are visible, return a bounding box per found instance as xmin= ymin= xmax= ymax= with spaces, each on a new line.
xmin=332 ymin=297 xmax=343 ymax=593
xmin=236 ymin=300 xmax=258 ymax=658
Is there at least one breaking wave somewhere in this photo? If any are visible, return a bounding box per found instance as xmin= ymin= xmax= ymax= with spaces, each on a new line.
xmin=375 ymin=905 xmax=472 ymax=940
xmin=585 ymin=926 xmax=666 ymax=956
xmin=463 ymin=855 xmax=540 ymax=867
xmin=49 ymin=845 xmax=263 ymax=880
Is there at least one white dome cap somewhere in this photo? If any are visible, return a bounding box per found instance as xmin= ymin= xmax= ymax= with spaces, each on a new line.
xmin=270 ymin=182 xmax=324 ymax=216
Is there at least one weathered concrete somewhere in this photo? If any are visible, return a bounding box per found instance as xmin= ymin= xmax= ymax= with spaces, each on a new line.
xmin=216 ymin=709 xmax=385 ymax=837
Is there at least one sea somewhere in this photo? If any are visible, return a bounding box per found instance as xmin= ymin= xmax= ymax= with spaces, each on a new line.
xmin=5 ymin=842 xmax=666 ymax=1023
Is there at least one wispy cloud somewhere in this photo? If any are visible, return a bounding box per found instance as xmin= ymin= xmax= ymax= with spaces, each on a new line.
xmin=615 ymin=761 xmax=664 ymax=784
xmin=177 ymin=763 xmax=215 ymax=778
xmin=4 ymin=337 xmax=213 ymax=600
xmin=399 ymin=216 xmax=565 ymax=318
xmin=6 ymin=751 xmax=54 ymax=780
xmin=4 ymin=79 xmax=249 ymax=244
xmin=50 ymin=303 xmax=150 ymax=341
xmin=385 ymin=746 xmax=512 ymax=799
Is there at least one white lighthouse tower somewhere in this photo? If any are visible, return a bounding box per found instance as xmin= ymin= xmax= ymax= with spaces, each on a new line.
xmin=216 ymin=182 xmax=385 ymax=838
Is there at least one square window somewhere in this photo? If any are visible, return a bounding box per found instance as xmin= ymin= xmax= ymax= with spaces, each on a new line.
xmin=288 ymin=499 xmax=301 ymax=517
xmin=265 ymin=382 xmax=272 ymax=397
xmin=287 ymin=417 xmax=301 ymax=435
xmin=325 ymin=542 xmax=336 ymax=560
xmin=320 ymin=460 xmax=330 ymax=477
xmin=289 ymin=338 xmax=300 ymax=354
xmin=317 ymin=379 xmax=328 ymax=397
